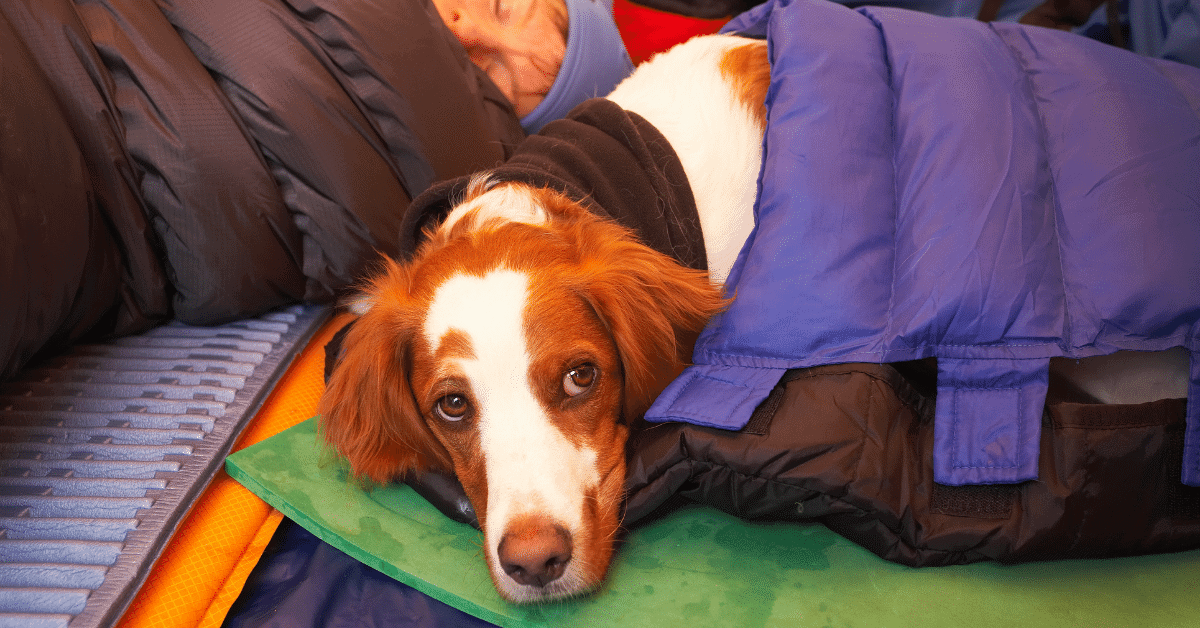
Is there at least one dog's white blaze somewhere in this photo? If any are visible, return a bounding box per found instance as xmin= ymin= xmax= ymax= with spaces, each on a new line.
xmin=440 ymin=185 xmax=549 ymax=235
xmin=607 ymin=34 xmax=762 ymax=285
xmin=423 ymin=269 xmax=599 ymax=597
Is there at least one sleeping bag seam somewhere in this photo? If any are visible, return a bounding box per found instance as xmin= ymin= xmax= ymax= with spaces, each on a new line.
xmin=697 ymin=334 xmax=1194 ymax=374
xmin=991 ymin=23 xmax=1074 ymax=353
xmin=869 ymin=7 xmax=901 ymax=359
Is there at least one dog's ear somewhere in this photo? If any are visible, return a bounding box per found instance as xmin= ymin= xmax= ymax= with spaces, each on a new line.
xmin=577 ymin=221 xmax=728 ymax=422
xmin=317 ymin=262 xmax=450 ymax=485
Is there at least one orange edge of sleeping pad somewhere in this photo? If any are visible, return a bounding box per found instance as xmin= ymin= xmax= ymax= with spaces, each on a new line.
xmin=115 ymin=313 xmax=355 ymax=628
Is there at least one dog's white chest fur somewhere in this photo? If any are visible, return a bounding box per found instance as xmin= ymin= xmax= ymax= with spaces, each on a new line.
xmin=606 ymin=35 xmax=764 ymax=284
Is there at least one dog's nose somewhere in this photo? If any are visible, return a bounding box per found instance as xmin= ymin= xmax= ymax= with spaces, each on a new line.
xmin=497 ymin=520 xmax=573 ymax=588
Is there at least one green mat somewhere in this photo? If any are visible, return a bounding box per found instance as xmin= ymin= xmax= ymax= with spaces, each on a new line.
xmin=226 ymin=417 xmax=1200 ymax=627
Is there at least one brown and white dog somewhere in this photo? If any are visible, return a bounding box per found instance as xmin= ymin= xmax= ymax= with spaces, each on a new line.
xmin=317 ymin=35 xmax=769 ymax=602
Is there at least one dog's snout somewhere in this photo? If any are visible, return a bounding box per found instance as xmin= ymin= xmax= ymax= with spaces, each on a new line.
xmin=497 ymin=519 xmax=573 ymax=588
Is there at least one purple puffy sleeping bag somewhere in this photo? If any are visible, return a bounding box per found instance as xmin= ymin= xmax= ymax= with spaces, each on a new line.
xmin=647 ymin=0 xmax=1200 ymax=487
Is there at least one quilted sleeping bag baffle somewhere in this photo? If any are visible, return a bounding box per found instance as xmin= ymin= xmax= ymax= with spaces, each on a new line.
xmin=645 ymin=0 xmax=1200 ymax=486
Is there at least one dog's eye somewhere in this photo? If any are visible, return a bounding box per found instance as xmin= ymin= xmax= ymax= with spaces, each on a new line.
xmin=434 ymin=394 xmax=470 ymax=422
xmin=563 ymin=365 xmax=597 ymax=397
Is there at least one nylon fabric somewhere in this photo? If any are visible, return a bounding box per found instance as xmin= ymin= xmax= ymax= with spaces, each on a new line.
xmin=627 ymin=363 xmax=1200 ymax=566
xmin=0 ymin=0 xmax=525 ymax=380
xmin=645 ymin=0 xmax=1200 ymax=486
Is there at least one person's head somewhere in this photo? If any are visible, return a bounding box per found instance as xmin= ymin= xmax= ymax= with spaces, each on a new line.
xmin=434 ymin=0 xmax=634 ymax=133
xmin=433 ymin=0 xmax=568 ymax=119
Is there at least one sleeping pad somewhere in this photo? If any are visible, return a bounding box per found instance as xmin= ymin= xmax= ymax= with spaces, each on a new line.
xmin=645 ymin=0 xmax=1200 ymax=487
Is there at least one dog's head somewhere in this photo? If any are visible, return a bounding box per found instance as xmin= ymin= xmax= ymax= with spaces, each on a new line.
xmin=318 ymin=182 xmax=725 ymax=601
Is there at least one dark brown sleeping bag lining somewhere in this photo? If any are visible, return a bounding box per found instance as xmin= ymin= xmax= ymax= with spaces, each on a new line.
xmin=625 ymin=363 xmax=1200 ymax=566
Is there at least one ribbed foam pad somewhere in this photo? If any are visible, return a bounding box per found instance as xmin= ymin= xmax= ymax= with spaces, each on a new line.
xmin=0 ymin=304 xmax=329 ymax=628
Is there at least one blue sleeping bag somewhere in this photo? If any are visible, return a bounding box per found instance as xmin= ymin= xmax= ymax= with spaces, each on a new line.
xmin=645 ymin=0 xmax=1200 ymax=487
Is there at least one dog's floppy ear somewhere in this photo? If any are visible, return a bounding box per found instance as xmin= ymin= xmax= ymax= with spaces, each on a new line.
xmin=318 ymin=262 xmax=450 ymax=484
xmin=577 ymin=221 xmax=727 ymax=422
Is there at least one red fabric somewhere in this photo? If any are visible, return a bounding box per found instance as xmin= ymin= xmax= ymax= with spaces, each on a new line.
xmin=612 ymin=0 xmax=730 ymax=64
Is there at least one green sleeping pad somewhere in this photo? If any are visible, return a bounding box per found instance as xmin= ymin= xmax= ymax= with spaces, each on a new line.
xmin=226 ymin=417 xmax=1200 ymax=628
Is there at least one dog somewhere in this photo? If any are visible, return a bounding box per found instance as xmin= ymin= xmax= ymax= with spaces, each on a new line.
xmin=317 ymin=34 xmax=769 ymax=602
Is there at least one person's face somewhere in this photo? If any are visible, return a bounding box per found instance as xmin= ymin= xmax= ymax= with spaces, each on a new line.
xmin=433 ymin=0 xmax=567 ymax=117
